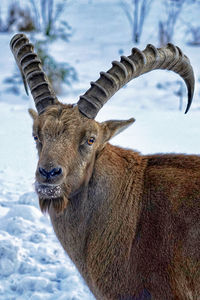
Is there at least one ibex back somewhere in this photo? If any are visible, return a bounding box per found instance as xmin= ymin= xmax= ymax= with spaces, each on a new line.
xmin=10 ymin=33 xmax=200 ymax=299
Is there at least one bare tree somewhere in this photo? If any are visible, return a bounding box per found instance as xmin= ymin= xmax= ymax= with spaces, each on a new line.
xmin=159 ymin=0 xmax=185 ymax=46
xmin=183 ymin=0 xmax=200 ymax=46
xmin=3 ymin=0 xmax=76 ymax=95
xmin=186 ymin=24 xmax=200 ymax=46
xmin=120 ymin=0 xmax=153 ymax=43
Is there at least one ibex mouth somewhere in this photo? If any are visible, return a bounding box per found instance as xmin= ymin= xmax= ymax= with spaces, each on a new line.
xmin=35 ymin=182 xmax=62 ymax=198
xmin=35 ymin=182 xmax=68 ymax=213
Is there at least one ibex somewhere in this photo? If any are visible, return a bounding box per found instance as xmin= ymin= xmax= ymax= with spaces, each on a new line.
xmin=10 ymin=33 xmax=200 ymax=300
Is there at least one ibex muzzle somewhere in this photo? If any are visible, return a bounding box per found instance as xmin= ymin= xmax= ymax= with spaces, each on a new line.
xmin=10 ymin=34 xmax=200 ymax=300
xmin=38 ymin=166 xmax=63 ymax=180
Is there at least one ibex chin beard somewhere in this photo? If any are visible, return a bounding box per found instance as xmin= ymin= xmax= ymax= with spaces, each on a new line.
xmin=35 ymin=182 xmax=69 ymax=213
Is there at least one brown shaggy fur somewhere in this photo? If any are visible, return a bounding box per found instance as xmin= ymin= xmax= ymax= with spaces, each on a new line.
xmin=39 ymin=196 xmax=68 ymax=213
xmin=30 ymin=104 xmax=200 ymax=300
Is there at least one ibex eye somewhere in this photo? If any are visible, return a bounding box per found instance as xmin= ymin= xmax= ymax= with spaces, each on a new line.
xmin=87 ymin=137 xmax=95 ymax=145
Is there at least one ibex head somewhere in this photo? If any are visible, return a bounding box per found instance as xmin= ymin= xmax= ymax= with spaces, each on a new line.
xmin=10 ymin=33 xmax=194 ymax=213
xmin=28 ymin=102 xmax=133 ymax=213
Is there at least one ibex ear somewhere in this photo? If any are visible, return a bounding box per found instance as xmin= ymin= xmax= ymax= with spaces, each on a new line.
xmin=101 ymin=118 xmax=135 ymax=143
xmin=28 ymin=108 xmax=38 ymax=120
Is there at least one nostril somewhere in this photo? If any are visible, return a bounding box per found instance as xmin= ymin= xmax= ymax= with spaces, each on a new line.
xmin=39 ymin=167 xmax=48 ymax=178
xmin=38 ymin=166 xmax=62 ymax=179
xmin=50 ymin=167 xmax=62 ymax=177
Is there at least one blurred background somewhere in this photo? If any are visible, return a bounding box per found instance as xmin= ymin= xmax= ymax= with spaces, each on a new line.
xmin=0 ymin=0 xmax=200 ymax=107
xmin=0 ymin=1 xmax=200 ymax=300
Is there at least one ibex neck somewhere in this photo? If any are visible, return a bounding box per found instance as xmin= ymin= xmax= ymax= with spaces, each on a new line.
xmin=49 ymin=143 xmax=147 ymax=299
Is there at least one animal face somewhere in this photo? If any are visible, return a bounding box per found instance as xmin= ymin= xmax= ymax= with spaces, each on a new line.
xmin=29 ymin=103 xmax=134 ymax=213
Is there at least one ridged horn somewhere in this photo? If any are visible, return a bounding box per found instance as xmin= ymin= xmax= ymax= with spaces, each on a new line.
xmin=10 ymin=33 xmax=58 ymax=115
xmin=78 ymin=43 xmax=195 ymax=119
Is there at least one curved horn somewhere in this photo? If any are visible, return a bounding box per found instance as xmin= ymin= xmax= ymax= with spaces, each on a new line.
xmin=78 ymin=44 xmax=195 ymax=119
xmin=10 ymin=33 xmax=58 ymax=115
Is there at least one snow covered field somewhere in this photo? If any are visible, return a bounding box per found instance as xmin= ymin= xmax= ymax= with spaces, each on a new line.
xmin=0 ymin=1 xmax=200 ymax=299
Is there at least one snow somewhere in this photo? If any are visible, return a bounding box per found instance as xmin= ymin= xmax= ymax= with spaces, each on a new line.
xmin=0 ymin=1 xmax=200 ymax=299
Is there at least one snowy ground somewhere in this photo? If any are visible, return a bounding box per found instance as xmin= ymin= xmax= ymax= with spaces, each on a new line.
xmin=0 ymin=1 xmax=200 ymax=299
